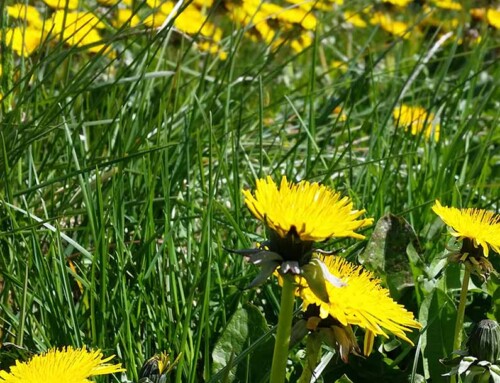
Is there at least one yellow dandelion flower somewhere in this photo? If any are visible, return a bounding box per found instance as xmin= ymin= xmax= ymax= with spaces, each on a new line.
xmin=43 ymin=0 xmax=79 ymax=10
xmin=191 ymin=0 xmax=215 ymax=8
xmin=172 ymin=7 xmax=222 ymax=40
xmin=263 ymin=4 xmax=317 ymax=31
xmin=197 ymin=41 xmax=228 ymax=60
xmin=6 ymin=5 xmax=45 ymax=30
xmin=51 ymin=11 xmax=108 ymax=53
xmin=114 ymin=9 xmax=142 ymax=28
xmin=432 ymin=200 xmax=500 ymax=258
xmin=393 ymin=104 xmax=440 ymax=142
xmin=294 ymin=255 xmax=421 ymax=347
xmin=146 ymin=0 xmax=164 ymax=9
xmin=144 ymin=2 xmax=223 ymax=41
xmin=343 ymin=11 xmax=367 ymax=28
xmin=370 ymin=12 xmax=411 ymax=39
xmin=243 ymin=176 xmax=373 ymax=242
xmin=2 ymin=27 xmax=43 ymax=57
xmin=0 ymin=346 xmax=124 ymax=383
xmin=274 ymin=31 xmax=313 ymax=53
xmin=383 ymin=0 xmax=412 ymax=7
xmin=430 ymin=0 xmax=462 ymax=11
xmin=486 ymin=9 xmax=500 ymax=29
xmin=143 ymin=12 xmax=167 ymax=28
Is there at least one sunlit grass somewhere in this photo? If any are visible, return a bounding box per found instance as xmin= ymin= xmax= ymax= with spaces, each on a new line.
xmin=1 ymin=0 xmax=499 ymax=381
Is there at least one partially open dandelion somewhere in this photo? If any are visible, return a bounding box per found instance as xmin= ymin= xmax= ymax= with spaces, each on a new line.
xmin=432 ymin=200 xmax=500 ymax=259
xmin=0 ymin=346 xmax=124 ymax=383
xmin=290 ymin=255 xmax=421 ymax=356
xmin=139 ymin=352 xmax=181 ymax=383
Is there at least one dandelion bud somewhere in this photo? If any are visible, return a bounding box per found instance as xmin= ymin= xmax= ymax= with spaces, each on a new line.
xmin=467 ymin=319 xmax=500 ymax=363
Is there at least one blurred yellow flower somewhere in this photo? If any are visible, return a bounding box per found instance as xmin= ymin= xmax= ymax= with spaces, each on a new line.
xmin=144 ymin=1 xmax=223 ymax=43
xmin=432 ymin=200 xmax=500 ymax=258
xmin=470 ymin=8 xmax=486 ymax=20
xmin=286 ymin=0 xmax=342 ymax=11
xmin=260 ymin=2 xmax=317 ymax=30
xmin=0 ymin=346 xmax=124 ymax=383
xmin=50 ymin=11 xmax=108 ymax=53
xmin=383 ymin=0 xmax=412 ymax=6
xmin=293 ymin=255 xmax=421 ymax=353
xmin=7 ymin=4 xmax=45 ymax=30
xmin=393 ymin=104 xmax=440 ymax=142
xmin=486 ymin=9 xmax=500 ymax=29
xmin=370 ymin=12 xmax=411 ymax=39
xmin=143 ymin=12 xmax=167 ymax=28
xmin=343 ymin=11 xmax=367 ymax=28
xmin=2 ymin=27 xmax=43 ymax=57
xmin=430 ymin=0 xmax=462 ymax=10
xmin=197 ymin=41 xmax=228 ymax=60
xmin=43 ymin=0 xmax=79 ymax=10
xmin=243 ymin=176 xmax=373 ymax=242
xmin=114 ymin=9 xmax=142 ymax=28
xmin=227 ymin=0 xmax=317 ymax=52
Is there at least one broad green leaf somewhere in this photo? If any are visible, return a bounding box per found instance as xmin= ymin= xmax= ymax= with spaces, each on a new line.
xmin=211 ymin=303 xmax=273 ymax=383
xmin=359 ymin=214 xmax=422 ymax=299
xmin=419 ymin=287 xmax=456 ymax=382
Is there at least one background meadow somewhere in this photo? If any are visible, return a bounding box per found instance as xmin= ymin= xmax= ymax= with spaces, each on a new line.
xmin=1 ymin=0 xmax=500 ymax=381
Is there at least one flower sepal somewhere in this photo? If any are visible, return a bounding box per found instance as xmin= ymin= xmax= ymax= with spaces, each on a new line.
xmin=301 ymin=258 xmax=346 ymax=303
xmin=225 ymin=245 xmax=284 ymax=288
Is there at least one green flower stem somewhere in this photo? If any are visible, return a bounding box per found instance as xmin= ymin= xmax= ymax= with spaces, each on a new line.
xmin=298 ymin=332 xmax=321 ymax=383
xmin=450 ymin=266 xmax=471 ymax=383
xmin=453 ymin=266 xmax=470 ymax=352
xmin=270 ymin=274 xmax=296 ymax=383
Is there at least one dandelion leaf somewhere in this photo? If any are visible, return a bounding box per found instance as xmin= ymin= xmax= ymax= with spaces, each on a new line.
xmin=419 ymin=287 xmax=456 ymax=382
xmin=359 ymin=213 xmax=421 ymax=299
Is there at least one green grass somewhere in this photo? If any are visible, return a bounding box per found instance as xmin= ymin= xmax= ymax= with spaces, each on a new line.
xmin=1 ymin=1 xmax=500 ymax=382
